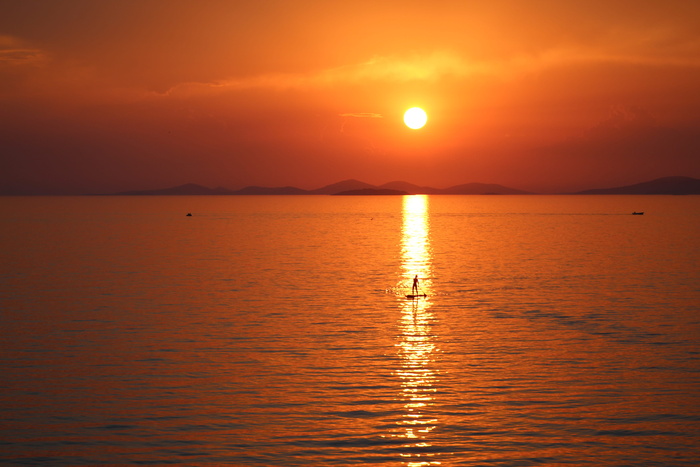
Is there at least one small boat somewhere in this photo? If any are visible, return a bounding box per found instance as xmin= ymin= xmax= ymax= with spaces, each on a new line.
xmin=632 ymin=211 xmax=644 ymax=215
xmin=186 ymin=213 xmax=192 ymax=217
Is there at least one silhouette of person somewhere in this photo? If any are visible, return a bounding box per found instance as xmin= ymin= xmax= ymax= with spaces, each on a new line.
xmin=412 ymin=275 xmax=419 ymax=295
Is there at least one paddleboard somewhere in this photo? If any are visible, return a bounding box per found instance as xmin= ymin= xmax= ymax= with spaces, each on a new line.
xmin=405 ymin=294 xmax=427 ymax=299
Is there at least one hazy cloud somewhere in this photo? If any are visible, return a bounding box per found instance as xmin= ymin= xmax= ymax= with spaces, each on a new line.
xmin=160 ymin=40 xmax=700 ymax=99
xmin=339 ymin=113 xmax=383 ymax=118
xmin=0 ymin=36 xmax=47 ymax=66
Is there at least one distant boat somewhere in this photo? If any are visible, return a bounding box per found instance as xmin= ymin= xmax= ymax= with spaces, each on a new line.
xmin=632 ymin=212 xmax=644 ymax=215
xmin=186 ymin=213 xmax=192 ymax=216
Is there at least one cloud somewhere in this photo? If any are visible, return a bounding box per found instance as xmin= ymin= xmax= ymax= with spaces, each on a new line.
xmin=158 ymin=38 xmax=700 ymax=100
xmin=590 ymin=105 xmax=657 ymax=132
xmin=339 ymin=113 xmax=383 ymax=118
xmin=0 ymin=36 xmax=47 ymax=66
xmin=156 ymin=51 xmax=484 ymax=97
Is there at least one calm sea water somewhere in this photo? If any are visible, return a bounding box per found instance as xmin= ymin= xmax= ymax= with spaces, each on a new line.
xmin=1 ymin=195 xmax=699 ymax=466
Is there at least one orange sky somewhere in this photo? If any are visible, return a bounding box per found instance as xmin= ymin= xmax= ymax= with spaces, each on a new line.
xmin=1 ymin=0 xmax=699 ymax=194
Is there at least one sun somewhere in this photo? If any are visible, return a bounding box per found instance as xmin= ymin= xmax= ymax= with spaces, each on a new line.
xmin=403 ymin=107 xmax=428 ymax=130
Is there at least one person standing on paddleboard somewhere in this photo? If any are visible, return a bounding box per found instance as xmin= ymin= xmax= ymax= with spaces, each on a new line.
xmin=412 ymin=275 xmax=419 ymax=295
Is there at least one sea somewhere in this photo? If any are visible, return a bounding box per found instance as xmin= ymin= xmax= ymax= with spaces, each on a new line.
xmin=0 ymin=194 xmax=699 ymax=466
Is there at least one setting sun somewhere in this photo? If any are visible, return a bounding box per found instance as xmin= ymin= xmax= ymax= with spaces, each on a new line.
xmin=404 ymin=107 xmax=428 ymax=130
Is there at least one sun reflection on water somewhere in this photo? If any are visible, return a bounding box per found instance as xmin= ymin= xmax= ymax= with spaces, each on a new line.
xmin=401 ymin=195 xmax=432 ymax=284
xmin=395 ymin=195 xmax=441 ymax=465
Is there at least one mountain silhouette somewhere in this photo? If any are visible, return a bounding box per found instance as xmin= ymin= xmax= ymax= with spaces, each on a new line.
xmin=310 ymin=179 xmax=375 ymax=194
xmin=575 ymin=176 xmax=700 ymax=195
xmin=112 ymin=176 xmax=700 ymax=196
xmin=333 ymin=188 xmax=409 ymax=196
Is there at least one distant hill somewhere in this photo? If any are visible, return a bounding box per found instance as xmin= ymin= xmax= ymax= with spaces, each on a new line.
xmin=333 ymin=188 xmax=408 ymax=196
xmin=575 ymin=176 xmax=700 ymax=195
xmin=310 ymin=179 xmax=375 ymax=195
xmin=439 ymin=182 xmax=533 ymax=195
xmin=111 ymin=176 xmax=699 ymax=196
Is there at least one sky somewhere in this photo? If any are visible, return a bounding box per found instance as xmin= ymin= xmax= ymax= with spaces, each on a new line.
xmin=1 ymin=0 xmax=699 ymax=194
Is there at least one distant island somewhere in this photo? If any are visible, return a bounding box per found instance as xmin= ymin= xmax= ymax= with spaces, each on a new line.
xmin=573 ymin=176 xmax=700 ymax=195
xmin=113 ymin=176 xmax=700 ymax=196
xmin=114 ymin=179 xmax=535 ymax=196
xmin=333 ymin=188 xmax=409 ymax=196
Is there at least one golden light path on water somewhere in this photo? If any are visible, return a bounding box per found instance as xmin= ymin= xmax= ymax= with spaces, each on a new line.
xmin=395 ymin=195 xmax=441 ymax=466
